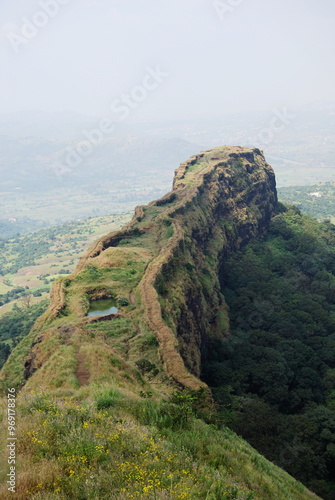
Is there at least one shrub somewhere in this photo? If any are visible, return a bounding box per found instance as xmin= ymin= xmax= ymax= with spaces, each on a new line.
xmin=117 ymin=297 xmax=130 ymax=307
xmin=142 ymin=335 xmax=158 ymax=348
xmin=163 ymin=217 xmax=171 ymax=226
xmin=95 ymin=388 xmax=120 ymax=410
xmin=135 ymin=358 xmax=157 ymax=374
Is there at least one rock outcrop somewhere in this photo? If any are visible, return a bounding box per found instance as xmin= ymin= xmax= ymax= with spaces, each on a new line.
xmin=1 ymin=146 xmax=277 ymax=392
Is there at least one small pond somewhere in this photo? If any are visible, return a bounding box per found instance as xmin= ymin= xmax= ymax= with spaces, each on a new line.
xmin=87 ymin=298 xmax=119 ymax=317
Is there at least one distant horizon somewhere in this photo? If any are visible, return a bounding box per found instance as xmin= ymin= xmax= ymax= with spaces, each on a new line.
xmin=0 ymin=99 xmax=334 ymax=124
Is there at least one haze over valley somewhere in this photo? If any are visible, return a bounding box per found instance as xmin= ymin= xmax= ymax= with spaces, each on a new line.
xmin=1 ymin=103 xmax=335 ymax=237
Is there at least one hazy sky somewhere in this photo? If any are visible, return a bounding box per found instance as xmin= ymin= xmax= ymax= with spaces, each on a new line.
xmin=1 ymin=0 xmax=334 ymax=121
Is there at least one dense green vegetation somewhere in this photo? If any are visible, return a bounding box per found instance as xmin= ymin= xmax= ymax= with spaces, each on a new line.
xmin=278 ymin=182 xmax=335 ymax=222
xmin=204 ymin=207 xmax=335 ymax=499
xmin=0 ymin=286 xmax=30 ymax=306
xmin=0 ymin=300 xmax=48 ymax=369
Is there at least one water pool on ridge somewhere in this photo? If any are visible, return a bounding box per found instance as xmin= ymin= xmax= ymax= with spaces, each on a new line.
xmin=87 ymin=298 xmax=119 ymax=317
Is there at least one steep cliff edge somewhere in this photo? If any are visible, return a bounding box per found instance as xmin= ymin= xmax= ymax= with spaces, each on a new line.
xmin=1 ymin=146 xmax=277 ymax=393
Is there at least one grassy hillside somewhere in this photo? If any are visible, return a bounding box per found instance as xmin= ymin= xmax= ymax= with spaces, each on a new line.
xmin=0 ymin=147 xmax=320 ymax=499
xmin=0 ymin=388 xmax=320 ymax=499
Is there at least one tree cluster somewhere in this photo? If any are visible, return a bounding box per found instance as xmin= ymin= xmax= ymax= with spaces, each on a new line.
xmin=204 ymin=208 xmax=335 ymax=499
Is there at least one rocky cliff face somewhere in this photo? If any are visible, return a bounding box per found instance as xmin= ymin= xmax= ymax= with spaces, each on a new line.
xmin=148 ymin=146 xmax=277 ymax=379
xmin=1 ymin=146 xmax=277 ymax=392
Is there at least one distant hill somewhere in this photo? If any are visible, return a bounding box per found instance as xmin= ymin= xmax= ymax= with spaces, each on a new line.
xmin=0 ymin=134 xmax=199 ymax=236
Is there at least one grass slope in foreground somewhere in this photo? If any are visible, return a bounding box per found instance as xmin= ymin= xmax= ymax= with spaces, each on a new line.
xmin=0 ymin=389 xmax=320 ymax=499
